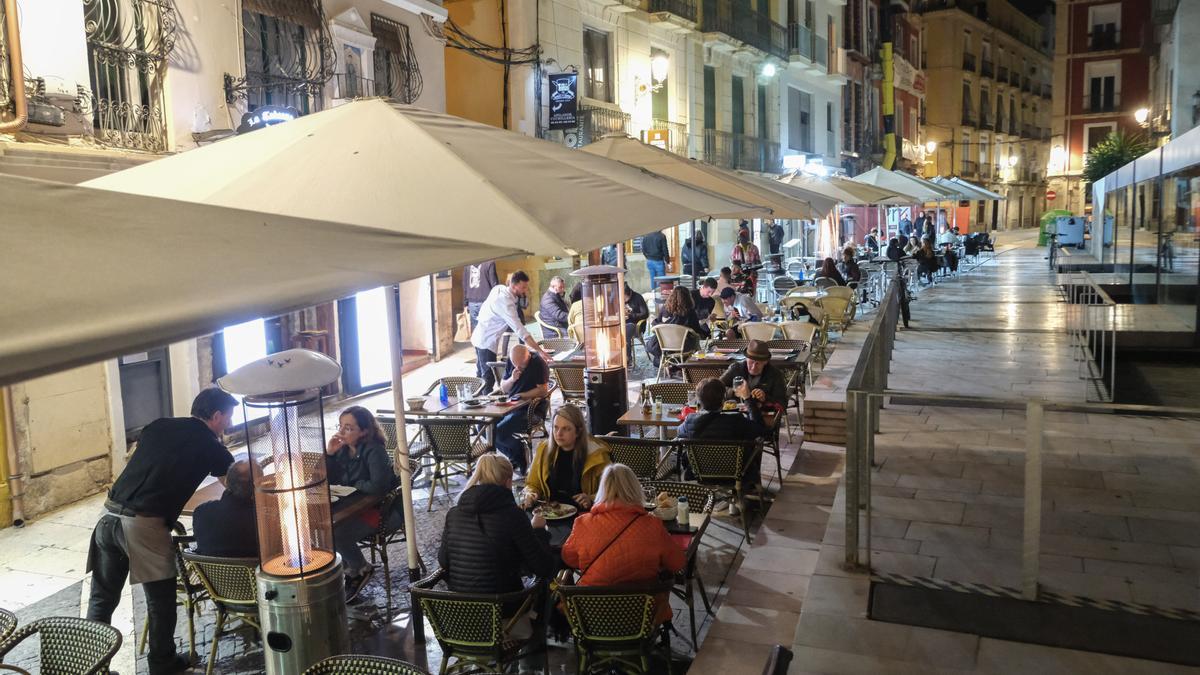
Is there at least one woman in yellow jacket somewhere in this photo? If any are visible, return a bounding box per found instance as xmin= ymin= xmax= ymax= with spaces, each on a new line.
xmin=520 ymin=404 xmax=611 ymax=511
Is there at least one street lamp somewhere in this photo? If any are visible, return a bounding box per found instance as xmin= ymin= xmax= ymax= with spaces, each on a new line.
xmin=571 ymin=265 xmax=628 ymax=434
xmin=761 ymin=62 xmax=777 ymax=78
xmin=1134 ymin=107 xmax=1150 ymax=126
xmin=651 ymin=55 xmax=670 ymax=84
xmin=1007 ymin=154 xmax=1019 ymax=167
xmin=925 ymin=140 xmax=937 ymax=154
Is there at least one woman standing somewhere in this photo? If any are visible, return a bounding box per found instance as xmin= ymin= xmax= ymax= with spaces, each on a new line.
xmin=325 ymin=406 xmax=401 ymax=600
xmin=522 ymin=405 xmax=611 ymax=512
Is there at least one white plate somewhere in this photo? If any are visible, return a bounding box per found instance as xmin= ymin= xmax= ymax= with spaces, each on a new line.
xmin=330 ymin=485 xmax=356 ymax=498
xmin=330 ymin=495 xmax=340 ymax=504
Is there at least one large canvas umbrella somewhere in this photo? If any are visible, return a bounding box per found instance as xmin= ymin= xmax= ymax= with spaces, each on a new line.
xmin=945 ymin=176 xmax=1004 ymax=200
xmin=579 ymin=134 xmax=821 ymax=219
xmin=733 ymin=171 xmax=839 ymax=215
xmin=779 ymin=172 xmax=915 ymax=205
xmin=852 ymin=166 xmax=956 ymax=202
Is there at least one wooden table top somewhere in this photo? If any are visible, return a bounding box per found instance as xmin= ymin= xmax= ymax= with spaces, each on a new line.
xmin=684 ymin=348 xmax=810 ymax=367
xmin=436 ymin=397 xmax=530 ymax=419
xmin=617 ymin=405 xmax=689 ymax=427
xmin=181 ymin=480 xmax=380 ymax=525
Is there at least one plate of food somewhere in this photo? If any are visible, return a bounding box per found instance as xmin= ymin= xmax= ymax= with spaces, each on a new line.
xmin=722 ymin=400 xmax=740 ymax=412
xmin=330 ymin=485 xmax=356 ymax=498
xmin=651 ymin=492 xmax=677 ymax=520
xmin=534 ymin=502 xmax=578 ymax=520
xmin=459 ymin=399 xmax=486 ymax=408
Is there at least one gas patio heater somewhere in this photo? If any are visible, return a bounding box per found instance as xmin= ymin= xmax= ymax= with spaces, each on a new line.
xmin=571 ymin=265 xmax=628 ymax=434
xmin=218 ymin=348 xmax=350 ymax=674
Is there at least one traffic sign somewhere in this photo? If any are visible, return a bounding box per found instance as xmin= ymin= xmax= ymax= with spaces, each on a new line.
xmin=1046 ymin=190 xmax=1057 ymax=201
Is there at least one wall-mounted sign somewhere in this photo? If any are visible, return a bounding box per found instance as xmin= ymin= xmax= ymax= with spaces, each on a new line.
xmin=893 ymin=55 xmax=925 ymax=97
xmin=548 ymin=73 xmax=579 ymax=131
xmin=237 ymin=105 xmax=301 ymax=134
xmin=643 ymin=128 xmax=669 ymax=150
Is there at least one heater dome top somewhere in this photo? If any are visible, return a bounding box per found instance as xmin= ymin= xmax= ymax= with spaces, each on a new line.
xmin=218 ymin=348 xmax=342 ymax=396
xmin=571 ymin=264 xmax=625 ymax=278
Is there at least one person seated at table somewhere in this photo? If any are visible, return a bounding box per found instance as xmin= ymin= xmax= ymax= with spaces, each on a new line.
xmin=816 ymin=257 xmax=846 ymax=286
xmin=838 ymin=247 xmax=862 ymax=285
xmin=863 ymin=229 xmax=881 ymax=255
xmin=539 ymin=275 xmax=570 ymax=335
xmin=676 ymin=377 xmax=768 ymax=442
xmin=718 ymin=340 xmax=788 ymax=410
xmin=522 ymin=404 xmax=611 ymax=512
xmin=624 ymin=281 xmax=650 ymax=363
xmin=561 ymin=464 xmax=686 ymax=625
xmin=691 ymin=278 xmax=718 ymax=321
xmin=567 ymin=283 xmax=584 ymax=342
xmin=715 ymin=266 xmax=734 ymax=294
xmin=495 ymin=344 xmax=551 ymax=475
xmin=645 ymin=286 xmax=709 ymax=367
xmin=885 ymin=237 xmax=905 ymax=262
xmin=439 ymin=453 xmax=556 ymax=597
xmin=326 ymin=405 xmax=403 ymax=600
xmin=192 ymin=460 xmax=258 ymax=558
xmin=914 ymin=238 xmax=939 ymax=284
xmin=903 ymin=235 xmax=921 ymax=257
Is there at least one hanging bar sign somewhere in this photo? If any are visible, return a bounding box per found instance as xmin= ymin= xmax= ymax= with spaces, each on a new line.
xmin=548 ymin=73 xmax=578 ymax=131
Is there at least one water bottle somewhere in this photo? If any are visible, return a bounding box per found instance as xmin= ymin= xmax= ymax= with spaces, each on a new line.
xmin=439 ymin=381 xmax=449 ymax=405
xmin=677 ymin=496 xmax=689 ymax=526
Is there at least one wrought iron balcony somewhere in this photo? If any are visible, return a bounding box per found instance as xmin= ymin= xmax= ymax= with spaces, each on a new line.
xmin=1083 ymin=92 xmax=1120 ymax=113
xmin=961 ymin=159 xmax=978 ymax=176
xmin=1009 ymin=122 xmax=1018 ymax=136
xmin=963 ymin=52 xmax=976 ymax=72
xmin=980 ymin=59 xmax=994 ymax=78
xmin=579 ymin=104 xmax=631 ymax=145
xmin=648 ymin=0 xmax=698 ymax=24
xmin=1041 ymin=83 xmax=1052 ymax=99
xmin=334 ymin=73 xmax=374 ymax=99
xmin=1021 ymin=77 xmax=1030 ymax=93
xmin=1009 ymin=69 xmax=1020 ymax=86
xmin=650 ymin=118 xmax=690 ymax=156
xmin=703 ymin=129 xmax=780 ymax=172
xmin=1022 ymin=123 xmax=1035 ymax=138
xmin=789 ymin=23 xmax=813 ymax=60
xmin=980 ymin=115 xmax=994 ymax=130
xmin=701 ymin=0 xmax=787 ymax=59
xmin=1088 ymin=27 xmax=1120 ymax=51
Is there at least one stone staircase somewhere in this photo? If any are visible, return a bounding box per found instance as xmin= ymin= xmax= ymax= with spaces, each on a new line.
xmin=0 ymin=143 xmax=155 ymax=183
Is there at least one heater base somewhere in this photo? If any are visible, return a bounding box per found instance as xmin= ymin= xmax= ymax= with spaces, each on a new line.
xmin=585 ymin=368 xmax=628 ymax=435
xmin=257 ymin=556 xmax=350 ymax=674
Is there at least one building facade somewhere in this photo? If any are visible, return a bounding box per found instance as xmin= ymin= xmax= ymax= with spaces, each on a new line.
xmin=1048 ymin=0 xmax=1151 ymax=217
xmin=0 ymin=0 xmax=448 ymax=524
xmin=1147 ymin=0 xmax=1200 ymax=142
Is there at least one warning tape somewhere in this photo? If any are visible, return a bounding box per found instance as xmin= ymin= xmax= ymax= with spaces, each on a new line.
xmin=871 ymin=572 xmax=1200 ymax=623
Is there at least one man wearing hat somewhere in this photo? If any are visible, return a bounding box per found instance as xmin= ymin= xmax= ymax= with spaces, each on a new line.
xmin=719 ymin=339 xmax=788 ymax=409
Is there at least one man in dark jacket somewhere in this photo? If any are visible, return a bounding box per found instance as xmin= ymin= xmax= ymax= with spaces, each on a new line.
xmin=681 ymin=231 xmax=708 ymax=277
xmin=767 ymin=220 xmax=786 ymax=255
xmin=624 ymin=282 xmax=650 ymax=363
xmin=676 ymin=378 xmax=768 ymax=489
xmin=463 ymin=260 xmax=500 ymax=329
xmin=691 ymin=278 xmax=718 ymax=320
xmin=641 ymin=230 xmax=670 ymax=290
xmin=438 ymin=455 xmax=556 ymax=595
xmin=538 ymin=276 xmax=570 ymax=335
xmin=193 ymin=461 xmax=258 ymax=558
xmin=718 ymin=340 xmax=788 ymax=409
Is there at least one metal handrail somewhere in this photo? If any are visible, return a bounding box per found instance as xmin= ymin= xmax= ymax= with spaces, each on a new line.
xmin=1064 ymin=271 xmax=1116 ymax=403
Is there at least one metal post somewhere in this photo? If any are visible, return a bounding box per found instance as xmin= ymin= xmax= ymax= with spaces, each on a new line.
xmin=1022 ymin=401 xmax=1043 ymax=601
xmin=863 ymin=391 xmax=874 ymax=571
xmin=385 ymin=284 xmax=424 ymax=640
xmin=690 ymin=220 xmax=698 ymax=289
xmin=844 ymin=390 xmax=860 ymax=567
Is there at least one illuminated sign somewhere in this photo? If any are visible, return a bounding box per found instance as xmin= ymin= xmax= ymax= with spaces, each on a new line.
xmin=548 ymin=73 xmax=579 ymax=130
xmin=237 ymin=105 xmax=301 ymax=134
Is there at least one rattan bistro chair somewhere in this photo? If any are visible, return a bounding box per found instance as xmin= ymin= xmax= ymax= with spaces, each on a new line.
xmin=555 ymin=579 xmax=676 ymax=675
xmin=681 ymin=362 xmax=726 ymax=387
xmin=604 ymin=436 xmax=675 ymax=481
xmin=139 ymin=524 xmax=208 ymax=662
xmin=358 ymin=462 xmax=427 ymax=615
xmin=304 ymin=655 xmax=432 ymax=675
xmin=646 ymin=382 xmax=691 ymax=406
xmin=417 ymin=418 xmax=491 ymax=510
xmin=422 ymin=377 xmax=486 ymax=398
xmin=538 ymin=337 xmax=578 ymax=354
xmin=535 ymin=311 xmax=565 ymax=339
xmin=412 ymin=569 xmax=547 ymax=675
xmin=0 ymin=616 xmax=122 ymax=675
xmin=651 ymin=324 xmax=699 ymax=381
xmin=181 ymin=552 xmax=261 ymax=675
xmin=550 ymin=366 xmax=587 ymax=406
xmin=0 ymin=607 xmax=16 ymax=643
xmin=641 ymin=481 xmax=717 ymax=649
xmin=739 ymin=322 xmax=779 ymax=342
xmin=681 ymin=439 xmax=763 ymax=543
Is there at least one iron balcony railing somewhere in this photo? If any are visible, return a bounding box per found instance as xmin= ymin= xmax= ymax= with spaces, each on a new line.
xmin=579 ymin=104 xmax=631 ymax=145
xmin=1022 ymin=123 xmax=1035 ymax=138
xmin=979 ymin=163 xmax=992 ymax=179
xmin=334 ymin=73 xmax=374 ymax=99
xmin=789 ymin=23 xmax=813 ymax=60
xmin=961 ymin=109 xmax=976 ymax=126
xmin=961 ymin=159 xmax=978 ymax=175
xmin=1009 ymin=69 xmax=1020 ymax=86
xmin=647 ymin=0 xmax=698 ymax=23
xmin=962 ymin=52 xmax=976 ymax=72
xmin=1088 ymin=27 xmax=1120 ymax=51
xmin=701 ymin=0 xmax=787 ymax=59
xmin=980 ymin=114 xmax=994 ymax=130
xmin=1042 ymin=83 xmax=1052 ymax=99
xmin=1021 ymin=76 xmax=1031 ymax=92
xmin=814 ymin=34 xmax=828 ymax=69
xmin=980 ymin=58 xmax=994 ymax=78
xmin=1008 ymin=122 xmax=1018 ymax=135
xmin=1083 ymin=92 xmax=1120 ymax=113
xmin=703 ymin=129 xmax=781 ymax=172
xmin=650 ymin=118 xmax=689 ymax=156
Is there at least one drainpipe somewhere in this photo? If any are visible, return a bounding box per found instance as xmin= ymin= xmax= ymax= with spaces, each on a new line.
xmin=3 ymin=387 xmax=25 ymax=527
xmin=0 ymin=0 xmax=28 ymax=133
xmin=879 ymin=3 xmax=896 ymax=170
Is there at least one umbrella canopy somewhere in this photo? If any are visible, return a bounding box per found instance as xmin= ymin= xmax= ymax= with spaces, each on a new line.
xmin=579 ymin=135 xmax=821 ymax=219
xmin=779 ymin=172 xmax=916 ymax=205
xmin=908 ymin=173 xmax=965 ymax=200
xmin=733 ymin=171 xmax=839 ymax=215
xmin=85 ymin=100 xmax=766 ymax=257
xmin=946 ymin=176 xmax=1004 ymax=200
xmin=0 ymin=174 xmax=516 ymax=387
xmin=852 ymin=166 xmax=957 ymax=202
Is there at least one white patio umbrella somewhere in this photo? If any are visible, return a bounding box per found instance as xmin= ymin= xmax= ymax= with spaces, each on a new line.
xmin=852 ymin=166 xmax=956 ymax=202
xmin=779 ymin=172 xmax=916 ymax=205
xmin=945 ymin=176 xmax=1004 ymax=200
xmin=83 ymin=99 xmax=766 ymax=587
xmin=733 ymin=171 xmax=839 ymax=215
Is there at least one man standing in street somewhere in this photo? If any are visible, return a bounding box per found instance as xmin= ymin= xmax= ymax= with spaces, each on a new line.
xmin=641 ymin=230 xmax=669 ymax=291
xmin=539 ymin=276 xmax=570 ymax=335
xmin=472 ymin=270 xmax=550 ymax=392
xmin=87 ymin=388 xmax=238 ymax=674
xmin=767 ymin=220 xmax=786 ymax=256
xmin=463 ymin=260 xmax=499 ymax=329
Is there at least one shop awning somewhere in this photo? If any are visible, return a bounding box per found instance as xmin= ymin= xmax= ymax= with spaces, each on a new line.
xmin=0 ymin=174 xmax=516 ymax=387
xmin=852 ymin=166 xmax=958 ymax=202
xmin=939 ymin=176 xmax=1004 ymax=201
xmin=779 ymin=172 xmax=917 ymax=205
xmin=85 ymin=99 xmax=767 ymax=258
xmin=579 ymin=134 xmax=823 ymax=219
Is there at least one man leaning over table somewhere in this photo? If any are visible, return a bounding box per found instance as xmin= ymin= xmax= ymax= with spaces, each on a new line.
xmin=87 ymin=388 xmax=237 ymax=675
xmin=471 ymin=269 xmax=550 ymax=392
xmin=718 ymin=339 xmax=788 ymax=409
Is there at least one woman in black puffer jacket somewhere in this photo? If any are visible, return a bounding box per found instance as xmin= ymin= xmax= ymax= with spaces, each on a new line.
xmin=438 ymin=453 xmax=556 ymax=594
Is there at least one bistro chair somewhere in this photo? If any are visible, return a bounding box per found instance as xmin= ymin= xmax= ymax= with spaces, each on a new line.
xmin=422 ymin=377 xmax=486 ymax=399
xmin=779 ymin=321 xmax=816 ymax=344
xmin=417 ymin=418 xmax=491 ymax=510
xmin=412 ymin=569 xmax=547 ymax=675
xmin=179 ymin=553 xmax=261 ymax=675
xmin=304 ymin=655 xmax=431 ymax=675
xmin=514 ymin=394 xmax=552 ymax=467
xmin=604 ymin=436 xmax=675 ymax=481
xmin=770 ymin=275 xmax=797 ymax=304
xmin=705 ymin=338 xmax=748 ymax=352
xmin=378 ymin=417 xmax=430 ymax=481
xmin=767 ymin=339 xmax=811 ymax=442
xmin=646 ymin=381 xmax=691 ymax=406
xmin=650 ymin=324 xmax=699 ymax=382
xmin=535 ymin=311 xmax=565 ymax=339
xmin=305 ymin=655 xmax=431 ymax=675
xmin=0 ymin=607 xmax=15 ymax=643
xmin=680 ymin=438 xmax=763 ymax=543
xmin=822 ymin=286 xmax=857 ymax=321
xmin=485 ymin=361 xmax=508 ymax=392
xmin=813 ymin=276 xmax=838 ymax=290
xmin=739 ymin=322 xmax=778 ymax=342
xmin=550 ymin=365 xmax=587 ymax=407
xmin=358 ymin=461 xmax=427 ymax=616
xmin=0 ymin=616 xmax=122 ymax=675
xmin=818 ymin=295 xmax=853 ymax=335
xmin=555 ymin=579 xmax=675 ymax=675
xmin=138 ymin=524 xmax=208 ymax=663
xmin=538 ymin=337 xmax=578 ymax=354
xmin=681 ymin=362 xmax=726 ymax=387
xmin=642 ymin=480 xmax=718 ymax=649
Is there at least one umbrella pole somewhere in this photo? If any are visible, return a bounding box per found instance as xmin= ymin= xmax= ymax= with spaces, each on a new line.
xmin=690 ymin=220 xmax=697 ymax=289
xmin=385 ymin=283 xmax=425 ymax=641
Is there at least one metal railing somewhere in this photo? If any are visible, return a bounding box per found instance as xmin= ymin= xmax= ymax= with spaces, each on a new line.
xmin=1083 ymin=92 xmax=1121 ymax=113
xmin=997 ymin=65 xmax=1009 ymax=82
xmin=789 ymin=23 xmax=813 ymax=59
xmin=647 ymin=0 xmax=698 ymax=22
xmin=579 ymin=104 xmax=631 ymax=145
xmin=814 ymin=34 xmax=828 ymax=69
xmin=334 ymin=73 xmax=374 ymax=99
xmin=650 ymin=118 xmax=689 ymax=156
xmin=701 ymin=0 xmax=787 ymax=59
xmin=961 ymin=109 xmax=976 ymax=126
xmin=961 ymin=159 xmax=978 ymax=175
xmin=1063 ymin=272 xmax=1116 ymax=403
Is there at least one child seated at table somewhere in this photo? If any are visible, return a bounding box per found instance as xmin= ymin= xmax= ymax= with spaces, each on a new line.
xmin=522 ymin=405 xmax=610 ymax=512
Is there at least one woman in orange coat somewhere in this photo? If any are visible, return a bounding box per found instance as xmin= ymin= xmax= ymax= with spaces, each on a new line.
xmin=561 ymin=464 xmax=686 ymax=624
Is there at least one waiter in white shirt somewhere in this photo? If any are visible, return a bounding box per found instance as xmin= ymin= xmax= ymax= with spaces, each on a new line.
xmin=471 ymin=270 xmax=551 ymax=391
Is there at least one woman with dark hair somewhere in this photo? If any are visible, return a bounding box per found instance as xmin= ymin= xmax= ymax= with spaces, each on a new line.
xmin=816 ymin=257 xmax=846 ymax=286
xmin=326 ymin=405 xmax=400 ymax=600
xmin=885 ymin=237 xmax=905 ymax=261
xmin=839 ymin=248 xmax=862 ymax=284
xmin=645 ymin=286 xmax=709 ymax=366
xmin=914 ymin=237 xmax=939 ymax=284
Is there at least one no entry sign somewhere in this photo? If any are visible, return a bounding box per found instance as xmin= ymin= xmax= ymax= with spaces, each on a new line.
xmin=1046 ymin=189 xmax=1057 ymax=201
